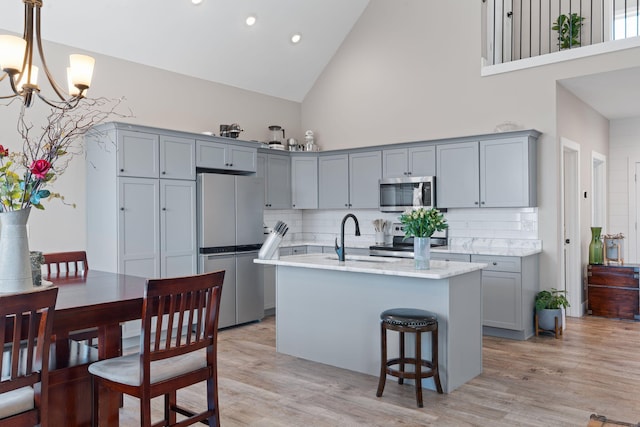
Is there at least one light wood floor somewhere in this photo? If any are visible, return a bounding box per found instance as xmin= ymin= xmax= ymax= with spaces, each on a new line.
xmin=119 ymin=315 xmax=640 ymax=426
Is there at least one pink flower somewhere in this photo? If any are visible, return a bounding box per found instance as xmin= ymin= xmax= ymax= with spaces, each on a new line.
xmin=0 ymin=145 xmax=8 ymax=157
xmin=30 ymin=159 xmax=51 ymax=179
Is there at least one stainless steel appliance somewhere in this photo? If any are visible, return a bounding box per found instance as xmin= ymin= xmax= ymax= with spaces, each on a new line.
xmin=379 ymin=176 xmax=436 ymax=212
xmin=197 ymin=173 xmax=264 ymax=328
xmin=369 ymin=222 xmax=447 ymax=258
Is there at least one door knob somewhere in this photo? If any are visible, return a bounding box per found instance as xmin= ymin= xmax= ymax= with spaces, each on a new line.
xmin=565 ymin=239 xmax=570 ymax=244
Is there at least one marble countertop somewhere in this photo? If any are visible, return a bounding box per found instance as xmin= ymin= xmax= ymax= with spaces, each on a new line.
xmin=254 ymin=253 xmax=487 ymax=279
xmin=279 ymin=240 xmax=542 ymax=257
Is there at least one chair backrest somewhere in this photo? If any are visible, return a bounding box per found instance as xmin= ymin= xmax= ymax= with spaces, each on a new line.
xmin=0 ymin=286 xmax=58 ymax=425
xmin=140 ymin=271 xmax=225 ymax=373
xmin=42 ymin=251 xmax=89 ymax=277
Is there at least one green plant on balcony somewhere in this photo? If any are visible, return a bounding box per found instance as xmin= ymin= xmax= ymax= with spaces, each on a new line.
xmin=552 ymin=13 xmax=585 ymax=50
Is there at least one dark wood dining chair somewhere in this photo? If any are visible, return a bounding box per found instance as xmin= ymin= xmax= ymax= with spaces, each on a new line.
xmin=42 ymin=250 xmax=89 ymax=277
xmin=0 ymin=286 xmax=58 ymax=427
xmin=88 ymin=270 xmax=225 ymax=427
xmin=43 ymin=251 xmax=100 ymax=346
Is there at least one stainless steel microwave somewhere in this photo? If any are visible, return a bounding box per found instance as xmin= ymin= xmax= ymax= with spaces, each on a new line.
xmin=379 ymin=176 xmax=436 ymax=212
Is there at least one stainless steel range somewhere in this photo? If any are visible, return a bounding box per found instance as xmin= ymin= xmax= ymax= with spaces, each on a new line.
xmin=369 ymin=223 xmax=447 ymax=258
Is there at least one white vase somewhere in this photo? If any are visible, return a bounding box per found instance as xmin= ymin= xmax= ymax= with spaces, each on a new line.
xmin=0 ymin=208 xmax=33 ymax=293
xmin=413 ymin=236 xmax=431 ymax=270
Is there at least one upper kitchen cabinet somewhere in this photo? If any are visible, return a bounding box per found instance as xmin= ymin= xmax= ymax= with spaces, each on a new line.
xmin=382 ymin=146 xmax=436 ymax=178
xmin=117 ymin=130 xmax=160 ymax=178
xmin=257 ymin=152 xmax=291 ymax=209
xmin=480 ymin=136 xmax=537 ymax=207
xmin=196 ymin=140 xmax=256 ymax=173
xmin=318 ymin=150 xmax=381 ymax=209
xmin=116 ymin=130 xmax=195 ymax=180
xmin=160 ymin=135 xmax=196 ymax=180
xmin=436 ymin=134 xmax=537 ymax=208
xmin=291 ymin=154 xmax=318 ymax=209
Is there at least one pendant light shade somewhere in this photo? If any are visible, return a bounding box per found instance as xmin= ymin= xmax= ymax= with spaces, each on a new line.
xmin=0 ymin=0 xmax=96 ymax=109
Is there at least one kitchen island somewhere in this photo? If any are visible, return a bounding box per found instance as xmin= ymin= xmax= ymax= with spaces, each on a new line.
xmin=255 ymin=254 xmax=486 ymax=393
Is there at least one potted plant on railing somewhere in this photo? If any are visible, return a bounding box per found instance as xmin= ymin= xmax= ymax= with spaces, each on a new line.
xmin=552 ymin=13 xmax=585 ymax=50
xmin=535 ymin=288 xmax=570 ymax=337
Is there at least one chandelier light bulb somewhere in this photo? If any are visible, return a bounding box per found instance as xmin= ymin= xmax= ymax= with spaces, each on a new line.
xmin=68 ymin=54 xmax=95 ymax=90
xmin=17 ymin=65 xmax=38 ymax=91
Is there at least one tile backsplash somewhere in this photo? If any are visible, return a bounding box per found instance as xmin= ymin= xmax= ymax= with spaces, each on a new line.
xmin=264 ymin=207 xmax=539 ymax=247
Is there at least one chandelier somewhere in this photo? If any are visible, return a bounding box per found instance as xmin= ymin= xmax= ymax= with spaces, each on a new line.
xmin=0 ymin=0 xmax=95 ymax=109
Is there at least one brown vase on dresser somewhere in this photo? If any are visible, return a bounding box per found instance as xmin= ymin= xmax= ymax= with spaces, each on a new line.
xmin=587 ymin=264 xmax=640 ymax=320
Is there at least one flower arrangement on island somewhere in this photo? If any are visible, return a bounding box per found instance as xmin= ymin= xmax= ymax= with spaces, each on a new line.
xmin=0 ymin=97 xmax=127 ymax=212
xmin=399 ymin=207 xmax=448 ymax=238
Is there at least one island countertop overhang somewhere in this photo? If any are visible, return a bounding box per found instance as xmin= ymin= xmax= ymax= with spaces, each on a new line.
xmin=254 ymin=254 xmax=487 ymax=279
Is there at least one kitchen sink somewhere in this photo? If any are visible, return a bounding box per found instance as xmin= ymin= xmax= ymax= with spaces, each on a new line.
xmin=324 ymin=255 xmax=401 ymax=263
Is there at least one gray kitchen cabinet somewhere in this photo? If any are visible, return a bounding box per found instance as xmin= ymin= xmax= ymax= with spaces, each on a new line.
xmin=349 ymin=150 xmax=381 ymax=208
xmin=257 ymin=152 xmax=291 ymax=209
xmin=430 ymin=252 xmax=471 ymax=262
xmin=117 ymin=130 xmax=160 ymax=178
xmin=319 ymin=154 xmax=349 ymax=208
xmin=473 ymin=254 xmax=539 ymax=340
xmin=382 ymin=146 xmax=436 ymax=178
xmin=160 ymin=135 xmax=196 ymax=180
xmin=86 ymin=124 xmax=198 ymax=337
xmin=318 ymin=150 xmax=381 ymax=209
xmin=263 ymin=264 xmax=276 ymax=313
xmin=306 ymin=246 xmax=323 ymax=254
xmin=291 ymin=155 xmax=318 ymax=209
xmin=436 ymin=141 xmax=480 ymax=208
xmin=200 ymin=253 xmax=237 ymax=328
xmin=196 ymin=139 xmax=256 ymax=173
xmin=437 ymin=136 xmax=537 ymax=208
xmin=118 ymin=177 xmax=160 ymax=277
xmin=480 ymin=136 xmax=537 ymax=207
xmin=160 ymin=180 xmax=197 ymax=277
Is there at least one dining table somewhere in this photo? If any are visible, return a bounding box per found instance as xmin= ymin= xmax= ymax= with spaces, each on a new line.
xmin=46 ymin=270 xmax=148 ymax=427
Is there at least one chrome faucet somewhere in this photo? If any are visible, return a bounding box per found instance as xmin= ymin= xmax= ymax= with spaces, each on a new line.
xmin=335 ymin=213 xmax=361 ymax=261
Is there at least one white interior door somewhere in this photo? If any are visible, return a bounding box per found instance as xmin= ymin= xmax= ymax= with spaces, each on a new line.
xmin=561 ymin=139 xmax=581 ymax=318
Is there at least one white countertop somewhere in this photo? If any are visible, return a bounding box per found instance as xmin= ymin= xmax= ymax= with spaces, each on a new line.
xmin=254 ymin=253 xmax=487 ymax=279
xmin=279 ymin=240 xmax=542 ymax=257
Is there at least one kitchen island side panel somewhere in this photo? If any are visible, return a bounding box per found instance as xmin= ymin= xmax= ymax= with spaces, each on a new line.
xmin=275 ymin=266 xmax=482 ymax=393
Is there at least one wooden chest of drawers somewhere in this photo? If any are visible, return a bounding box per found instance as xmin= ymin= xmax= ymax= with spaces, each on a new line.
xmin=587 ymin=265 xmax=640 ymax=320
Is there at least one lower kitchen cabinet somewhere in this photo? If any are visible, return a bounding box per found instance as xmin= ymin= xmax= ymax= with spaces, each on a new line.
xmin=474 ymin=254 xmax=539 ymax=340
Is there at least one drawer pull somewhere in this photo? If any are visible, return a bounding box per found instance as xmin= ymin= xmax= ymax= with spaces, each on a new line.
xmin=492 ymin=262 xmax=497 ymax=266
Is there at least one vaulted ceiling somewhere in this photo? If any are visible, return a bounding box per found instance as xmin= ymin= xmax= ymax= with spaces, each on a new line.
xmin=0 ymin=0 xmax=370 ymax=102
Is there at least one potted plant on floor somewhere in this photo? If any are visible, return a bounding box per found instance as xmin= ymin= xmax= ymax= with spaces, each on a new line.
xmin=535 ymin=288 xmax=570 ymax=332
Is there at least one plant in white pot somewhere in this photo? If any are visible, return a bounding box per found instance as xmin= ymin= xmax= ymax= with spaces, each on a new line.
xmin=535 ymin=288 xmax=570 ymax=332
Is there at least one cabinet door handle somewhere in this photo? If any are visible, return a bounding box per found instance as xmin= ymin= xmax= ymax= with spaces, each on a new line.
xmin=492 ymin=262 xmax=497 ymax=266
xmin=407 ymin=171 xmax=412 ymax=175
xmin=481 ymin=201 xmax=485 ymax=205
xmin=474 ymin=201 xmax=479 ymax=205
xmin=162 ymin=207 xmax=166 ymax=211
xmin=120 ymin=207 xmax=124 ymax=211
xmin=345 ymin=204 xmax=348 ymax=207
xmin=161 ymin=171 xmax=166 ymax=175
xmin=120 ymin=168 xmax=124 ymax=172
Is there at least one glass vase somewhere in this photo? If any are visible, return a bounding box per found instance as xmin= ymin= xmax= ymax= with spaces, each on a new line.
xmin=0 ymin=208 xmax=33 ymax=293
xmin=413 ymin=237 xmax=431 ymax=270
xmin=589 ymin=226 xmax=604 ymax=265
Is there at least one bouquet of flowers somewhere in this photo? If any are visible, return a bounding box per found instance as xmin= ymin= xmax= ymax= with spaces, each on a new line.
xmin=399 ymin=207 xmax=448 ymax=238
xmin=0 ymin=97 xmax=126 ymax=211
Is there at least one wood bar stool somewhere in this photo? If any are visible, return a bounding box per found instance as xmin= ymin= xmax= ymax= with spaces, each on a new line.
xmin=376 ymin=308 xmax=443 ymax=407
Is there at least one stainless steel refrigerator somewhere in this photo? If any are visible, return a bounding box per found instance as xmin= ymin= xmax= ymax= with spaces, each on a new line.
xmin=197 ymin=173 xmax=264 ymax=328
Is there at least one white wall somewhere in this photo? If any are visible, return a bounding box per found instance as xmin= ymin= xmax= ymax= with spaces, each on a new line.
xmin=609 ymin=117 xmax=640 ymax=262
xmin=0 ymin=39 xmax=301 ymax=253
xmin=301 ymin=0 xmax=640 ymax=293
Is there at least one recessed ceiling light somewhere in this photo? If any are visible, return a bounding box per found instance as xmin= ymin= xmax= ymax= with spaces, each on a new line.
xmin=192 ymin=0 xmax=202 ymax=5
xmin=290 ymin=33 xmax=302 ymax=44
xmin=245 ymin=15 xmax=257 ymax=26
